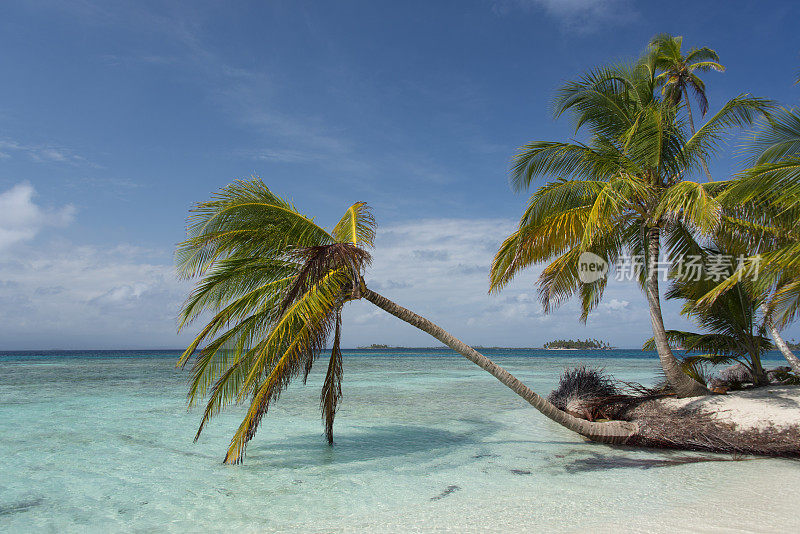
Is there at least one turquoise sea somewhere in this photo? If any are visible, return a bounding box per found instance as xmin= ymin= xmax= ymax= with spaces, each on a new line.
xmin=1 ymin=349 xmax=798 ymax=533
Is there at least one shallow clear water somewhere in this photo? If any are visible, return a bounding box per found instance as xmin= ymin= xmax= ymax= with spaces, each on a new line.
xmin=1 ymin=350 xmax=797 ymax=533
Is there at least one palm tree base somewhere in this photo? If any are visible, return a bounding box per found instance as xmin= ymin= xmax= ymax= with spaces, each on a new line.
xmin=597 ymin=387 xmax=800 ymax=458
xmin=673 ymin=381 xmax=711 ymax=398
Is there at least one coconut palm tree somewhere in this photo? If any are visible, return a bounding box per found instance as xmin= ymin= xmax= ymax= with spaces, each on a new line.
xmin=646 ymin=34 xmax=725 ymax=181
xmin=489 ymin=59 xmax=770 ymax=397
xmin=643 ymin=248 xmax=772 ymax=386
xmin=647 ymin=34 xmax=725 ymax=133
xmin=703 ymin=108 xmax=800 ymax=373
xmin=176 ymin=179 xmax=636 ymax=464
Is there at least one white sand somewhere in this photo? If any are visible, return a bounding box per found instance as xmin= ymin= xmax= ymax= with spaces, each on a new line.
xmin=657 ymin=385 xmax=800 ymax=430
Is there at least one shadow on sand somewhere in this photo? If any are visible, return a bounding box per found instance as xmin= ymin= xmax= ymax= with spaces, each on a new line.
xmin=562 ymin=451 xmax=753 ymax=473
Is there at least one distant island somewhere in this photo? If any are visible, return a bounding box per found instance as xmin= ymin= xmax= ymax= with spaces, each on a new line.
xmin=356 ymin=345 xmax=551 ymax=350
xmin=354 ymin=344 xmax=440 ymax=349
xmin=542 ymin=338 xmax=613 ymax=350
xmin=352 ymin=343 xmax=620 ymax=350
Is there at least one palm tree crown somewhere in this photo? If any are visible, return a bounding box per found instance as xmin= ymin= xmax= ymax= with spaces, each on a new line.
xmin=647 ymin=33 xmax=725 ymax=131
xmin=176 ymin=180 xmax=375 ymax=463
xmin=647 ymin=34 xmax=726 ymax=181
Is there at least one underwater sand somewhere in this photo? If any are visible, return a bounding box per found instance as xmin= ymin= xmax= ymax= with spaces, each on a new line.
xmin=1 ymin=350 xmax=797 ymax=532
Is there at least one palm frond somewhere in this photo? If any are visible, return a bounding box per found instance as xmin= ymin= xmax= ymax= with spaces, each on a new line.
xmin=510 ymin=142 xmax=611 ymax=191
xmin=222 ymin=277 xmax=343 ymax=464
xmin=654 ymin=180 xmax=720 ymax=233
xmin=332 ymin=202 xmax=376 ymax=246
xmin=744 ymin=108 xmax=800 ymax=166
xmin=321 ymin=308 xmax=343 ymax=444
xmin=176 ymin=179 xmax=333 ymax=280
xmin=684 ymin=96 xmax=774 ymax=167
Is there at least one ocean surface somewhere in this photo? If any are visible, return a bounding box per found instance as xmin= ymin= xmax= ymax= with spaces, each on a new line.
xmin=1 ymin=349 xmax=798 ymax=533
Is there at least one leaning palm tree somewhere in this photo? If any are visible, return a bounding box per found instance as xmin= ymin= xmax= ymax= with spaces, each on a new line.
xmin=176 ymin=180 xmax=636 ymax=464
xmin=703 ymin=108 xmax=800 ymax=373
xmin=489 ymin=59 xmax=770 ymax=397
xmin=646 ymin=34 xmax=725 ymax=181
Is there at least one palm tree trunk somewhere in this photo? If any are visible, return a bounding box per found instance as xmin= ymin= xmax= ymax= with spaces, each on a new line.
xmin=645 ymin=226 xmax=709 ymax=397
xmin=684 ymin=93 xmax=714 ymax=181
xmin=748 ymin=349 xmax=769 ymax=386
xmin=763 ymin=308 xmax=800 ymax=375
xmin=361 ymin=287 xmax=637 ymax=444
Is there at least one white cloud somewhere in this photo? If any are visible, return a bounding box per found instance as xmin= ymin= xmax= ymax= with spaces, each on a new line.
xmin=493 ymin=0 xmax=636 ymax=32
xmin=341 ymin=217 xmax=679 ymax=348
xmin=0 ymin=242 xmax=189 ymax=349
xmin=0 ymin=182 xmax=187 ymax=349
xmin=0 ymin=183 xmax=75 ymax=251
xmin=99 ymin=53 xmax=178 ymax=67
xmin=0 ymin=139 xmax=95 ymax=166
xmin=3 ymin=212 xmax=787 ymax=350
xmin=602 ymin=298 xmax=630 ymax=312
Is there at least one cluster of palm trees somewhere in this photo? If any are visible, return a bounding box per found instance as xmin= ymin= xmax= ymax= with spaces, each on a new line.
xmin=490 ymin=34 xmax=800 ymax=391
xmin=542 ymin=339 xmax=611 ymax=349
xmin=176 ymin=34 xmax=800 ymax=463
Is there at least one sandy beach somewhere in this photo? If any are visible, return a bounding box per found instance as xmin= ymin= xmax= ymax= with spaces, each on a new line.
xmin=657 ymin=385 xmax=800 ymax=431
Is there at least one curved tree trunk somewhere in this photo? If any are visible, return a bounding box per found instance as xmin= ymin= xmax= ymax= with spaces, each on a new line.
xmin=684 ymin=93 xmax=714 ymax=182
xmin=362 ymin=287 xmax=637 ymax=444
xmin=645 ymin=227 xmax=709 ymax=397
xmin=763 ymin=309 xmax=800 ymax=375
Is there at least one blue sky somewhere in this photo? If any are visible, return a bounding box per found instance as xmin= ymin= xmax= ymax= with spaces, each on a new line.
xmin=0 ymin=0 xmax=798 ymax=349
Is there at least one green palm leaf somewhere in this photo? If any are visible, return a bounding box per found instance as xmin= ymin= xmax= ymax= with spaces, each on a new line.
xmin=176 ymin=179 xmax=377 ymax=463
